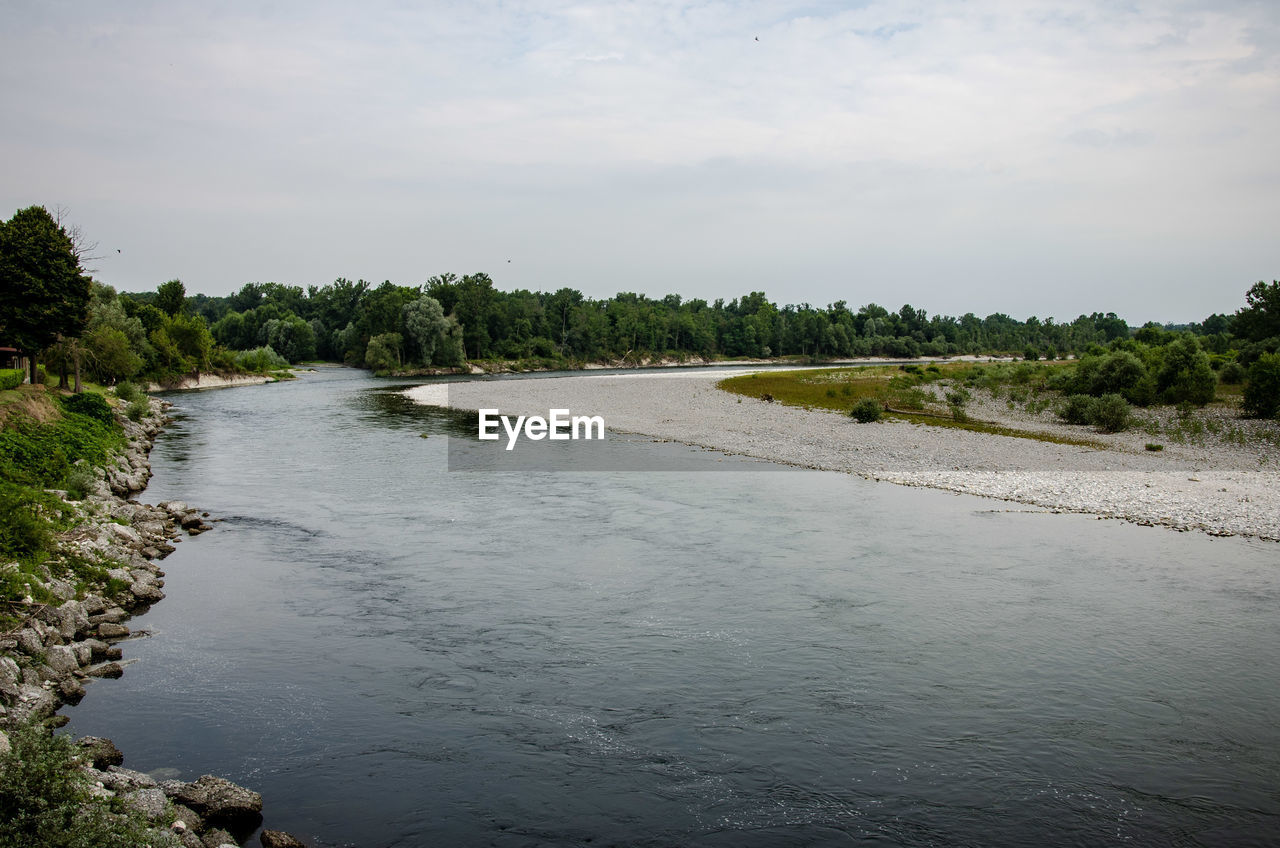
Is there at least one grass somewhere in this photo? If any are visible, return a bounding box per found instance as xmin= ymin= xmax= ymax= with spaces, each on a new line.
xmin=717 ymin=363 xmax=1105 ymax=448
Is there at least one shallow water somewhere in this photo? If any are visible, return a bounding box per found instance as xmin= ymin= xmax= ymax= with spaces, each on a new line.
xmin=66 ymin=367 xmax=1280 ymax=847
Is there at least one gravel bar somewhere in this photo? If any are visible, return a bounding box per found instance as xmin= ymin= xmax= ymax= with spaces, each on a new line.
xmin=408 ymin=370 xmax=1280 ymax=542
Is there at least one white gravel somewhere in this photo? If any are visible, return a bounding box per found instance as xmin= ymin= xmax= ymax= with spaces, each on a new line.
xmin=407 ymin=370 xmax=1280 ymax=542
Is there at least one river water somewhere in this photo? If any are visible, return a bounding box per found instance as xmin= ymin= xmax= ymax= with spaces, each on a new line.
xmin=65 ymin=367 xmax=1280 ymax=847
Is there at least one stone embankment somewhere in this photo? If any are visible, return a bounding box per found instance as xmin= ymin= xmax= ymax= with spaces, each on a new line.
xmin=0 ymin=396 xmax=306 ymax=848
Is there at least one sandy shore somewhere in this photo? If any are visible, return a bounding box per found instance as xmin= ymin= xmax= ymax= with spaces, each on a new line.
xmin=407 ymin=370 xmax=1280 ymax=542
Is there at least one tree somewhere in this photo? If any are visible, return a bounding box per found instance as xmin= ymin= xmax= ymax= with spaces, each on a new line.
xmin=402 ymin=295 xmax=450 ymax=365
xmin=0 ymin=206 xmax=91 ymax=383
xmin=1242 ymin=353 xmax=1280 ymax=419
xmin=1155 ymin=336 xmax=1215 ymax=406
xmin=1234 ymin=280 xmax=1280 ymax=343
xmin=154 ymin=279 xmax=186 ymax=317
xmin=364 ymin=332 xmax=403 ymax=371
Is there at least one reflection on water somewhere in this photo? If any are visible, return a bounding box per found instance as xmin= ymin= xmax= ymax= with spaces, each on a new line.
xmin=66 ymin=367 xmax=1280 ymax=848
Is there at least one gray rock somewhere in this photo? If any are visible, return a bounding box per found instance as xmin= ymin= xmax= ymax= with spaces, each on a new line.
xmin=16 ymin=628 xmax=42 ymax=656
xmin=80 ymin=594 xmax=109 ymax=615
xmin=0 ymin=729 xmax=9 ymax=756
xmin=201 ymin=828 xmax=236 ymax=848
xmin=169 ymin=802 xmax=205 ymax=833
xmin=58 ymin=677 xmax=86 ymax=704
xmin=178 ymin=830 xmax=205 ymax=848
xmin=261 ymin=830 xmax=308 ymax=848
xmin=0 ymin=656 xmax=19 ymax=682
xmin=171 ymin=774 xmax=264 ymax=830
xmin=78 ymin=638 xmax=111 ymax=660
xmin=76 ymin=736 xmax=125 ymax=769
xmin=85 ymin=661 xmax=124 ymax=679
xmin=97 ymin=622 xmax=131 ymax=639
xmin=180 ymin=512 xmax=204 ymax=529
xmin=71 ymin=641 xmax=94 ymax=666
xmin=14 ymin=684 xmax=56 ymax=720
xmin=101 ymin=765 xmax=159 ymax=791
xmin=46 ymin=578 xmax=76 ymax=601
xmin=43 ymin=644 xmax=79 ymax=675
xmin=124 ymin=786 xmax=169 ymax=820
xmin=130 ymin=581 xmax=166 ymax=604
xmin=90 ymin=607 xmax=129 ymax=625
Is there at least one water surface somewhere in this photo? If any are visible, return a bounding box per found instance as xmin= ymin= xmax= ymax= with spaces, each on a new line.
xmin=67 ymin=367 xmax=1280 ymax=847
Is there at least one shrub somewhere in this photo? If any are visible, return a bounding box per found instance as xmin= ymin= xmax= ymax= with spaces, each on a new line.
xmin=0 ymin=370 xmax=23 ymax=391
xmin=58 ymin=393 xmax=114 ymax=427
xmin=126 ymin=400 xmax=150 ymax=422
xmin=1156 ymin=336 xmax=1216 ymax=405
xmin=850 ymin=398 xmax=882 ymax=423
xmin=0 ymin=483 xmax=52 ymax=560
xmin=0 ymin=719 xmax=175 ymax=848
xmin=112 ymin=380 xmax=142 ymax=404
xmin=1091 ymin=393 xmax=1132 ymax=432
xmin=63 ymin=465 xmax=97 ymax=501
xmin=1242 ymin=352 xmax=1280 ymax=419
xmin=1146 ymin=443 xmax=1164 ymax=451
xmin=1059 ymin=394 xmax=1096 ymax=425
xmin=1219 ymin=360 xmax=1246 ymax=385
xmin=234 ymin=345 xmax=289 ymax=372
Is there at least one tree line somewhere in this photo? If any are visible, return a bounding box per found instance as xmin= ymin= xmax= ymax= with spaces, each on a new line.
xmin=2 ymin=205 xmax=1277 ymax=402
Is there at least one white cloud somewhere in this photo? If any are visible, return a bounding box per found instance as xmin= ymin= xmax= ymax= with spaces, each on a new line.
xmin=1 ymin=0 xmax=1276 ymax=321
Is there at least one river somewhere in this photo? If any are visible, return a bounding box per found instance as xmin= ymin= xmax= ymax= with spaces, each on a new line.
xmin=65 ymin=366 xmax=1280 ymax=847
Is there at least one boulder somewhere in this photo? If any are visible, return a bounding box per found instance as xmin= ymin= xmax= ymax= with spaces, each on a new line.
xmin=81 ymin=594 xmax=109 ymax=615
xmin=124 ymin=787 xmax=169 ymax=820
xmin=90 ymin=607 xmax=129 ymax=625
xmin=44 ymin=644 xmax=79 ymax=675
xmin=85 ymin=661 xmax=125 ymax=679
xmin=170 ymin=775 xmax=264 ymax=831
xmin=43 ymin=644 xmax=80 ymax=675
xmin=169 ymin=803 xmax=205 ymax=833
xmin=201 ymin=831 xmax=237 ymax=848
xmin=78 ymin=638 xmax=112 ymax=660
xmin=0 ymin=729 xmax=9 ymax=756
xmin=130 ymin=581 xmax=166 ymax=604
xmin=58 ymin=677 xmax=86 ymax=704
xmin=261 ymin=830 xmax=308 ymax=848
xmin=101 ymin=765 xmax=159 ymax=791
xmin=16 ymin=628 xmax=43 ymax=657
xmin=97 ymin=622 xmax=130 ymax=639
xmin=76 ymin=736 xmax=125 ymax=769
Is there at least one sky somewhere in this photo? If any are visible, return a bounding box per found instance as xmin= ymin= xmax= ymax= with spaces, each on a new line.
xmin=2 ymin=0 xmax=1277 ymax=324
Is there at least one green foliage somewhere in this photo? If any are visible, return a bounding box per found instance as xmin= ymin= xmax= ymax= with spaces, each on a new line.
xmin=57 ymin=392 xmax=114 ymax=427
xmin=82 ymin=325 xmax=142 ymax=383
xmin=234 ymin=345 xmax=289 ymax=372
xmin=0 ymin=482 xmax=52 ymax=560
xmin=1059 ymin=394 xmax=1096 ymax=425
xmin=1242 ymin=352 xmax=1280 ymax=419
xmin=0 ymin=370 xmax=22 ymax=390
xmin=1146 ymin=443 xmax=1164 ymax=451
xmin=1233 ymin=280 xmax=1280 ymax=343
xmin=154 ymin=278 xmax=186 ymax=317
xmin=126 ymin=400 xmax=149 ymax=422
xmin=850 ymin=398 xmax=882 ymax=422
xmin=1219 ymin=360 xmax=1246 ymax=385
xmin=0 ymin=206 xmax=91 ymax=370
xmin=112 ymin=380 xmax=142 ymax=404
xmin=63 ymin=465 xmax=97 ymax=500
xmin=1058 ymin=393 xmax=1131 ymax=431
xmin=0 ymin=719 xmax=176 ymax=848
xmin=1091 ymin=393 xmax=1132 ymax=432
xmin=365 ymin=332 xmax=404 ymax=371
xmin=1155 ymin=336 xmax=1215 ymax=405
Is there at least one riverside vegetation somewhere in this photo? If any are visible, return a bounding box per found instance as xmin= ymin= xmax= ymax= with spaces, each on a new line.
xmin=0 ymin=381 xmax=304 ymax=848
xmin=719 ymin=318 xmax=1280 ymax=454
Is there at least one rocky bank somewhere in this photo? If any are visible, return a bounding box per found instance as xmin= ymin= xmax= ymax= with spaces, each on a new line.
xmin=0 ymin=395 xmax=306 ymax=848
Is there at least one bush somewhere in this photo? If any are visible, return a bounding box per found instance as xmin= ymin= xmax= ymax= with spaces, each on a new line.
xmin=1091 ymin=393 xmax=1132 ymax=432
xmin=1242 ymin=352 xmax=1280 ymax=419
xmin=1219 ymin=360 xmax=1246 ymax=385
xmin=1156 ymin=336 xmax=1215 ymax=406
xmin=112 ymin=380 xmax=142 ymax=404
xmin=63 ymin=465 xmax=97 ymax=501
xmin=0 ymin=483 xmax=52 ymax=560
xmin=126 ymin=400 xmax=150 ymax=422
xmin=0 ymin=370 xmax=23 ymax=391
xmin=58 ymin=393 xmax=115 ymax=427
xmin=0 ymin=719 xmax=175 ymax=848
xmin=234 ymin=345 xmax=289 ymax=372
xmin=850 ymin=398 xmax=882 ymax=423
xmin=1059 ymin=394 xmax=1096 ymax=425
xmin=1146 ymin=443 xmax=1164 ymax=451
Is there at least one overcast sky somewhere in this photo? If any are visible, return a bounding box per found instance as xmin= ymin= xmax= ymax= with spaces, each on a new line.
xmin=3 ymin=1 xmax=1277 ymax=323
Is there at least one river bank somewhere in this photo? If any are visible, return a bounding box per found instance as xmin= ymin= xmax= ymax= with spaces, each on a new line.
xmin=0 ymin=393 xmax=304 ymax=848
xmin=414 ymin=370 xmax=1280 ymax=541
